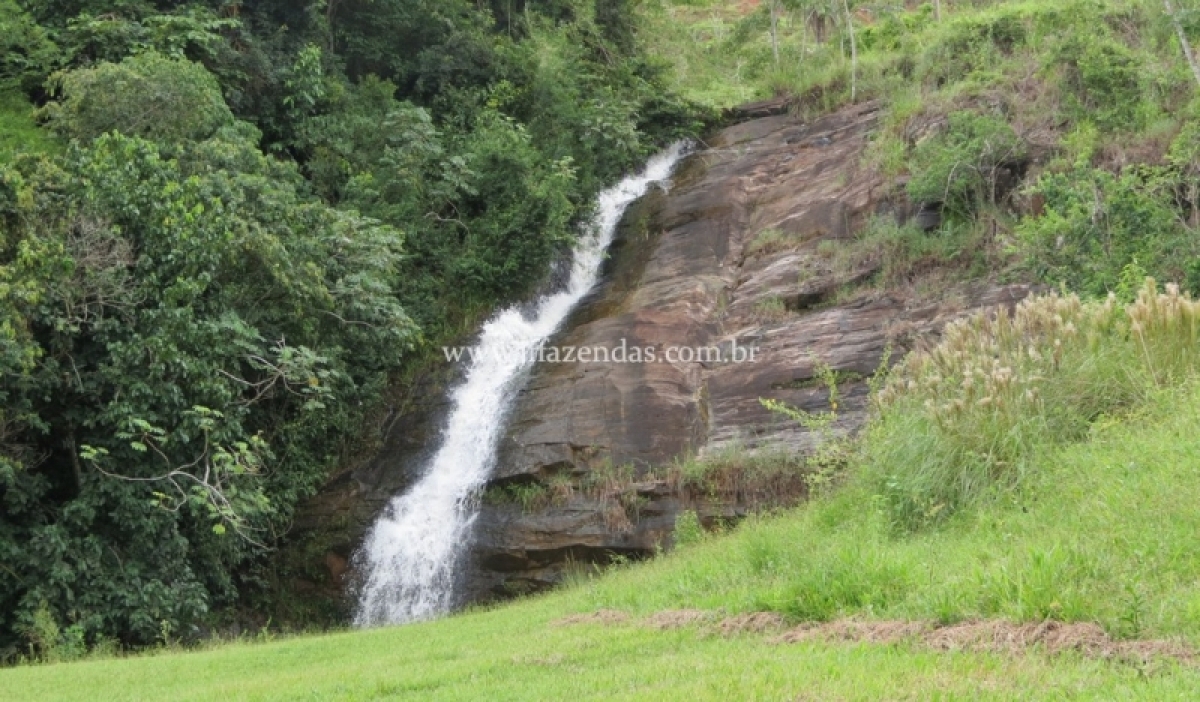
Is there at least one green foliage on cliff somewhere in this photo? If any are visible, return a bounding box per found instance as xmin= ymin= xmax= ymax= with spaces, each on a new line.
xmin=905 ymin=111 xmax=1025 ymax=221
xmin=0 ymin=0 xmax=57 ymax=94
xmin=1019 ymin=163 xmax=1200 ymax=296
xmin=647 ymin=0 xmax=1200 ymax=298
xmin=0 ymin=89 xmax=57 ymax=160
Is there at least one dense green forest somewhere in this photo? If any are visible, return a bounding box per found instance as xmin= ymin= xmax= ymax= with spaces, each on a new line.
xmin=0 ymin=0 xmax=702 ymax=655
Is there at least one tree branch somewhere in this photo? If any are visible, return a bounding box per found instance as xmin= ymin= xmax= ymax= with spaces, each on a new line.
xmin=1166 ymin=0 xmax=1200 ymax=89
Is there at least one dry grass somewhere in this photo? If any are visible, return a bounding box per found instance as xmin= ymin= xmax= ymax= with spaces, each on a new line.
xmin=744 ymin=228 xmax=794 ymax=258
xmin=776 ymin=619 xmax=1196 ymax=665
xmin=645 ymin=610 xmax=713 ymax=630
xmin=715 ymin=612 xmax=789 ymax=636
xmin=751 ymin=295 xmax=792 ymax=323
xmin=556 ymin=609 xmax=1197 ymax=666
xmin=662 ymin=445 xmax=811 ymax=508
xmin=552 ymin=610 xmax=631 ymax=627
xmin=867 ymin=279 xmax=1200 ymax=529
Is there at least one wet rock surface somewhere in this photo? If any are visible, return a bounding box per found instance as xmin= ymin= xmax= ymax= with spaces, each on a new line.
xmin=288 ymin=100 xmax=1032 ymax=609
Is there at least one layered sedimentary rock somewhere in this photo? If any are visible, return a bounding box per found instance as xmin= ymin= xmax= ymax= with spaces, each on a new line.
xmin=290 ymin=100 xmax=1031 ymax=607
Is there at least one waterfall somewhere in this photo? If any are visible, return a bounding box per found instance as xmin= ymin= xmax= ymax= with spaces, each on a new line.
xmin=353 ymin=143 xmax=689 ymax=627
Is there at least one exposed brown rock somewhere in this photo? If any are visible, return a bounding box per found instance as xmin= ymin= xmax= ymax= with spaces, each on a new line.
xmin=726 ymin=96 xmax=794 ymax=121
xmin=289 ymin=99 xmax=1036 ymax=612
xmin=462 ymin=101 xmax=1031 ymax=599
xmin=324 ymin=551 xmax=349 ymax=586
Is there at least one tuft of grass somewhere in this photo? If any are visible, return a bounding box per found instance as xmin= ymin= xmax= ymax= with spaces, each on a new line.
xmin=673 ymin=509 xmax=705 ymax=548
xmin=820 ymin=215 xmax=1001 ymax=293
xmin=484 ymin=481 xmax=552 ymax=513
xmin=751 ymin=295 xmax=790 ymax=323
xmin=577 ymin=462 xmax=647 ymax=532
xmin=866 ymin=279 xmax=1200 ymax=530
xmin=484 ymin=471 xmax=589 ymax=514
xmin=664 ymin=443 xmax=810 ymax=508
xmin=743 ymin=227 xmax=791 ymax=257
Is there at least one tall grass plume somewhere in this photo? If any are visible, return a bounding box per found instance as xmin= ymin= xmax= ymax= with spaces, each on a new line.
xmin=866 ymin=280 xmax=1200 ymax=530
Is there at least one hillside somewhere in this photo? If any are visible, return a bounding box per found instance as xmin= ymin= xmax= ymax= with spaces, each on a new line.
xmin=645 ymin=0 xmax=1200 ymax=291
xmin=5 ymin=322 xmax=1200 ymax=698
xmin=304 ymin=0 xmax=1200 ymax=613
xmin=5 ymin=0 xmax=1200 ymax=698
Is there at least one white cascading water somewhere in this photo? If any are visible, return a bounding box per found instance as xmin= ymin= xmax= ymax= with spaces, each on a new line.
xmin=353 ymin=143 xmax=688 ymax=627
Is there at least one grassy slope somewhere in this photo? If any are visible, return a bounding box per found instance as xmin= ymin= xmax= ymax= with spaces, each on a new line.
xmin=4 ymin=383 xmax=1200 ymax=699
xmin=1 ymin=619 xmax=1191 ymax=701
xmin=641 ymin=1 xmax=764 ymax=107
xmin=0 ymin=88 xmax=58 ymax=161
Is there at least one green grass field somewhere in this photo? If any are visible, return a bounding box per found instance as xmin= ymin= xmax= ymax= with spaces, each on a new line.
xmin=4 ymin=378 xmax=1200 ymax=700
xmin=2 ymin=613 xmax=1196 ymax=701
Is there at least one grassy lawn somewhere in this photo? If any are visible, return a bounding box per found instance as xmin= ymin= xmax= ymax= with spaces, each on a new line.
xmin=3 ymin=613 xmax=1196 ymax=701
xmin=4 ymin=378 xmax=1200 ymax=700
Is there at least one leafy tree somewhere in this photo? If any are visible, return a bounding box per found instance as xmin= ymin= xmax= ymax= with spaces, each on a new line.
xmin=0 ymin=122 xmax=416 ymax=648
xmin=41 ymin=52 xmax=234 ymax=143
xmin=0 ymin=0 xmax=61 ymax=94
xmin=58 ymin=6 xmax=238 ymax=66
xmin=1164 ymin=0 xmax=1200 ymax=88
xmin=595 ymin=0 xmax=638 ymax=55
xmin=331 ymin=0 xmax=495 ymax=95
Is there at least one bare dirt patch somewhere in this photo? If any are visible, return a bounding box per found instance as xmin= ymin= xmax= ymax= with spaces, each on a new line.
xmin=552 ymin=610 xmax=1191 ymax=665
xmin=552 ymin=609 xmax=631 ymax=627
xmin=716 ymin=612 xmax=790 ymax=636
xmin=646 ymin=609 xmax=713 ymax=630
xmin=775 ymin=619 xmax=1197 ymax=665
xmin=925 ymin=620 xmax=1195 ymax=663
xmin=775 ymin=619 xmax=930 ymax=645
xmin=553 ymin=609 xmax=788 ymax=634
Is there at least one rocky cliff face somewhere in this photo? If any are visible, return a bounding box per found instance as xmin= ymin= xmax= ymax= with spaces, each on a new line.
xmin=288 ymin=101 xmax=1032 ymax=610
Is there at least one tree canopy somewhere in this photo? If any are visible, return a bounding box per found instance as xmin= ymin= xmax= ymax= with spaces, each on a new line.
xmin=0 ymin=0 xmax=704 ymax=654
